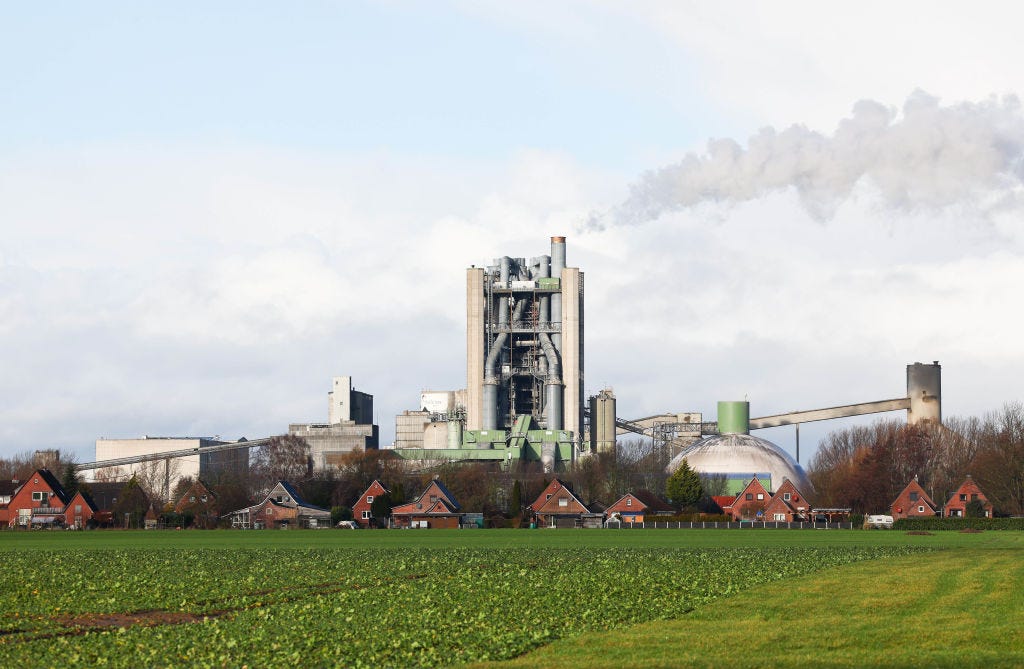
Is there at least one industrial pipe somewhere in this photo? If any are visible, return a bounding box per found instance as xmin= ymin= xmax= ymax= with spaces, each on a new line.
xmin=483 ymin=298 xmax=527 ymax=430
xmin=539 ymin=332 xmax=562 ymax=430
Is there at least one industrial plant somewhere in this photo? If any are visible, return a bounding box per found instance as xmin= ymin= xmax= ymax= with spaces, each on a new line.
xmin=78 ymin=236 xmax=945 ymax=501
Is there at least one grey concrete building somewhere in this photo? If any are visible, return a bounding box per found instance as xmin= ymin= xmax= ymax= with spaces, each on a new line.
xmin=290 ymin=376 xmax=379 ymax=469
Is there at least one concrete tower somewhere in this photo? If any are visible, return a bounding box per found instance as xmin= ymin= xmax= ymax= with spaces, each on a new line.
xmin=906 ymin=361 xmax=942 ymax=425
xmin=466 ymin=237 xmax=584 ymax=437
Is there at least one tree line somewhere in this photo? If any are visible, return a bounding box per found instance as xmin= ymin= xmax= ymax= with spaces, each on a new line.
xmin=808 ymin=403 xmax=1024 ymax=516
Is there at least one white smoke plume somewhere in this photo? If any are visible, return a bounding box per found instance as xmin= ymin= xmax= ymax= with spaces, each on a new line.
xmin=590 ymin=91 xmax=1024 ymax=228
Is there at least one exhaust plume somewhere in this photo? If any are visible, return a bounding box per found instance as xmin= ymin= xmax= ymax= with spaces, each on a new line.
xmin=589 ymin=91 xmax=1024 ymax=228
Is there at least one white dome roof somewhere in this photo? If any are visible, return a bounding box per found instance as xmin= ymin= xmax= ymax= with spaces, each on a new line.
xmin=666 ymin=433 xmax=812 ymax=494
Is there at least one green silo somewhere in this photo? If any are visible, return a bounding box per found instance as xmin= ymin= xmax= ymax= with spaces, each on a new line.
xmin=717 ymin=401 xmax=750 ymax=435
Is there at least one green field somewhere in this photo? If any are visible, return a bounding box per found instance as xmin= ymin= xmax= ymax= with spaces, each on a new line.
xmin=0 ymin=529 xmax=1019 ymax=668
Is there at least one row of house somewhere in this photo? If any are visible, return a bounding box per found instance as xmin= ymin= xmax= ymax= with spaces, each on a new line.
xmin=0 ymin=470 xmax=157 ymax=529
xmin=341 ymin=477 xmax=821 ymax=529
xmin=5 ymin=467 xmax=996 ymax=532
xmin=890 ymin=475 xmax=993 ymax=519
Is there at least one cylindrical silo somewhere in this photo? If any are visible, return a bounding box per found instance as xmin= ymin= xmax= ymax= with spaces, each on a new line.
xmin=601 ymin=390 xmax=616 ymax=454
xmin=447 ymin=419 xmax=462 ymax=449
xmin=717 ymin=401 xmax=750 ymax=435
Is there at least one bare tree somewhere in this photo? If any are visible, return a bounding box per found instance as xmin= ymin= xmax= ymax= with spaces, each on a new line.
xmin=134 ymin=458 xmax=182 ymax=509
xmin=972 ymin=403 xmax=1024 ymax=515
xmin=0 ymin=451 xmax=38 ymax=482
xmin=250 ymin=435 xmax=312 ymax=497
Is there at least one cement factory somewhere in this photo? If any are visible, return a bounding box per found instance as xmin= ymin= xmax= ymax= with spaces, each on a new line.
xmin=79 ymin=236 xmax=944 ymax=498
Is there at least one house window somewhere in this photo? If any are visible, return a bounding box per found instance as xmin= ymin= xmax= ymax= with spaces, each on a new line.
xmin=75 ymin=505 xmax=82 ymax=513
xmin=32 ymin=491 xmax=44 ymax=501
xmin=545 ymin=494 xmax=552 ymax=500
xmin=266 ymin=508 xmax=273 ymax=515
xmin=756 ymin=493 xmax=764 ymax=501
xmin=430 ymin=495 xmax=438 ymax=502
xmin=559 ymin=497 xmax=569 ymax=507
xmin=367 ymin=495 xmax=374 ymax=503
xmin=362 ymin=510 xmax=371 ymax=519
xmin=190 ymin=496 xmax=196 ymax=503
xmin=783 ymin=493 xmax=791 ymax=501
xmin=909 ymin=492 xmax=918 ymax=501
xmin=918 ymin=506 xmax=925 ymax=513
xmin=971 ymin=494 xmax=978 ymax=501
xmin=773 ymin=513 xmax=786 ymax=521
xmin=200 ymin=495 xmax=207 ymax=503
xmin=745 ymin=493 xmax=753 ymax=501
xmin=626 ymin=498 xmax=632 ymax=507
xmin=960 ymin=494 xmax=967 ymax=501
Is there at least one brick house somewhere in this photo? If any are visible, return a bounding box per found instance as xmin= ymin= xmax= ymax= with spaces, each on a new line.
xmin=0 ymin=479 xmax=18 ymax=506
xmin=728 ymin=477 xmax=773 ymax=521
xmin=227 ymin=481 xmax=331 ymax=529
xmin=391 ymin=479 xmax=462 ymax=529
xmin=63 ymin=490 xmax=98 ymax=529
xmin=531 ymin=479 xmax=601 ymax=528
xmin=710 ymin=495 xmax=735 ymax=515
xmin=762 ymin=493 xmax=797 ymax=522
xmin=174 ymin=479 xmax=219 ymax=528
xmin=80 ymin=481 xmax=128 ymax=527
xmin=528 ymin=479 xmax=569 ymax=514
xmin=0 ymin=471 xmax=143 ymax=529
xmin=4 ymin=469 xmax=70 ymax=528
xmin=890 ymin=478 xmax=937 ymax=519
xmin=775 ymin=479 xmax=811 ymax=519
xmin=943 ymin=476 xmax=994 ymax=518
xmin=605 ymin=490 xmax=674 ymax=523
xmin=0 ymin=480 xmax=18 ymax=525
xmin=352 ymin=479 xmax=390 ymax=528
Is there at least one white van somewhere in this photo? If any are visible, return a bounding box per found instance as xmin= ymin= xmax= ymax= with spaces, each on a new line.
xmin=865 ymin=515 xmax=894 ymax=529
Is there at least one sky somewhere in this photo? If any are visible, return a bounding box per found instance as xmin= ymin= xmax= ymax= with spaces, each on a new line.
xmin=3 ymin=2 xmax=1024 ymax=465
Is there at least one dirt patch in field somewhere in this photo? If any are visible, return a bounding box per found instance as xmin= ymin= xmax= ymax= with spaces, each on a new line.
xmin=59 ymin=609 xmax=229 ymax=631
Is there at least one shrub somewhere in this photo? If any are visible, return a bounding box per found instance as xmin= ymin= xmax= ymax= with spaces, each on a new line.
xmin=893 ymin=517 xmax=1024 ymax=531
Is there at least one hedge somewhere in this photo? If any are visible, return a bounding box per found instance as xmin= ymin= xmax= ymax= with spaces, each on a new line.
xmin=893 ymin=517 xmax=1024 ymax=531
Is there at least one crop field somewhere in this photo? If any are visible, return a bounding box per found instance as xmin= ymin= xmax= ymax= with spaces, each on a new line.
xmin=0 ymin=530 xmax=1010 ymax=668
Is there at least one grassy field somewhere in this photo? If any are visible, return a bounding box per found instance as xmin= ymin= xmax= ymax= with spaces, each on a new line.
xmin=472 ymin=531 xmax=1024 ymax=669
xmin=0 ymin=529 xmax=1019 ymax=667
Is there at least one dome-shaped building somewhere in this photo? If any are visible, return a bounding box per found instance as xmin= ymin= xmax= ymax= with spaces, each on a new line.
xmin=666 ymin=401 xmax=812 ymax=495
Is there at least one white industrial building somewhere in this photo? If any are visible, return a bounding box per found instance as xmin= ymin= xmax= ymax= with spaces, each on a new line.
xmin=89 ymin=436 xmax=247 ymax=499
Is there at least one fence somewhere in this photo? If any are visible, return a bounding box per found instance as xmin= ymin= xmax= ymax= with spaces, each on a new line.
xmin=603 ymin=520 xmax=855 ymax=530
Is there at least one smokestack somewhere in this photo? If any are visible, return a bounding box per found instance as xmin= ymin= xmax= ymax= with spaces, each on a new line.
xmin=550 ymin=237 xmax=566 ymax=352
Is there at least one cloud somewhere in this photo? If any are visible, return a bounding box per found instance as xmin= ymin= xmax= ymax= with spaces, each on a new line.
xmin=589 ymin=92 xmax=1024 ymax=228
xmin=0 ymin=143 xmax=614 ymax=456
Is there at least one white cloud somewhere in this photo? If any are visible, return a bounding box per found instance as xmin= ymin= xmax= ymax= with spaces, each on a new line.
xmin=591 ymin=92 xmax=1024 ymax=228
